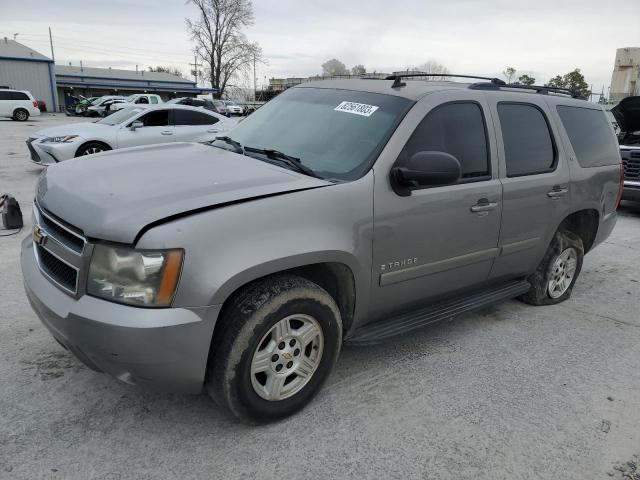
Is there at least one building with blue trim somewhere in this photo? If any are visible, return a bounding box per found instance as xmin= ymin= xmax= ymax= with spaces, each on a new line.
xmin=0 ymin=38 xmax=58 ymax=111
xmin=0 ymin=39 xmax=217 ymax=112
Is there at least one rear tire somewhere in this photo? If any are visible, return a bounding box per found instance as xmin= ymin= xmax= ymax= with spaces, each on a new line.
xmin=75 ymin=142 xmax=111 ymax=157
xmin=13 ymin=108 xmax=29 ymax=121
xmin=206 ymin=275 xmax=342 ymax=423
xmin=519 ymin=230 xmax=584 ymax=306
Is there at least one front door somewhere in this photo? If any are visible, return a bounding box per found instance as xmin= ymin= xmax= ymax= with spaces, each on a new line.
xmin=116 ymin=109 xmax=174 ymax=148
xmin=370 ymin=92 xmax=503 ymax=321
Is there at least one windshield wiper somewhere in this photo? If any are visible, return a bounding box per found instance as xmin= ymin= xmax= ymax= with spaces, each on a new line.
xmin=212 ymin=136 xmax=244 ymax=154
xmin=244 ymin=146 xmax=319 ymax=178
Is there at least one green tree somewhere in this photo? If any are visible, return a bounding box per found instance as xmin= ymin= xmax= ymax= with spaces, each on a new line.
xmin=516 ymin=74 xmax=535 ymax=85
xmin=351 ymin=64 xmax=366 ymax=76
xmin=545 ymin=69 xmax=591 ymax=97
xmin=502 ymin=67 xmax=517 ymax=84
xmin=322 ymin=59 xmax=349 ymax=76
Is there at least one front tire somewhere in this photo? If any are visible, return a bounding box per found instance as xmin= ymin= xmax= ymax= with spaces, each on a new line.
xmin=13 ymin=108 xmax=29 ymax=121
xmin=519 ymin=230 xmax=584 ymax=305
xmin=206 ymin=275 xmax=342 ymax=423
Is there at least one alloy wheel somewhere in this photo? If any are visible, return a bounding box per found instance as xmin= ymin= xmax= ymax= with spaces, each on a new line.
xmin=250 ymin=314 xmax=324 ymax=401
xmin=548 ymin=247 xmax=578 ymax=298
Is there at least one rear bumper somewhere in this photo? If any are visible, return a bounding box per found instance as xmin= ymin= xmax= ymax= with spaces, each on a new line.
xmin=21 ymin=237 xmax=221 ymax=393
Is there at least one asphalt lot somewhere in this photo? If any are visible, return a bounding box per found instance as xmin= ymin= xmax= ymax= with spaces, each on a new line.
xmin=1 ymin=114 xmax=640 ymax=480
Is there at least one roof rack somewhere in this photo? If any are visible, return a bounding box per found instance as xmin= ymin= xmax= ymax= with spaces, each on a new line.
xmin=469 ymin=81 xmax=587 ymax=99
xmin=385 ymin=73 xmax=506 ymax=88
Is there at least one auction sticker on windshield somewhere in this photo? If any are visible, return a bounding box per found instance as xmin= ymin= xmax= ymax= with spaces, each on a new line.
xmin=334 ymin=101 xmax=379 ymax=117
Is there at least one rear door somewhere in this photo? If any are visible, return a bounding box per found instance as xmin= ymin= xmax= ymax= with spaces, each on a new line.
xmin=116 ymin=109 xmax=174 ymax=148
xmin=370 ymin=91 xmax=503 ymax=319
xmin=487 ymin=97 xmax=572 ymax=280
xmin=172 ymin=109 xmax=223 ymax=142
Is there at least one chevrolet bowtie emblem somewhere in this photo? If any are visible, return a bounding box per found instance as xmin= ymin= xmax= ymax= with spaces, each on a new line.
xmin=282 ymin=352 xmax=293 ymax=360
xmin=32 ymin=226 xmax=47 ymax=246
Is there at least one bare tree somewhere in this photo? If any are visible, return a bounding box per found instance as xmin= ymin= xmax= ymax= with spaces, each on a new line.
xmin=186 ymin=0 xmax=263 ymax=99
xmin=148 ymin=66 xmax=184 ymax=77
xmin=321 ymin=59 xmax=349 ymax=76
xmin=502 ymin=67 xmax=517 ymax=84
xmin=415 ymin=60 xmax=450 ymax=80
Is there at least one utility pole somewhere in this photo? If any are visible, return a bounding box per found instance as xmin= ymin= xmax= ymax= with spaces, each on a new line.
xmin=253 ymin=52 xmax=257 ymax=102
xmin=48 ymin=27 xmax=55 ymax=62
xmin=189 ymin=53 xmax=202 ymax=87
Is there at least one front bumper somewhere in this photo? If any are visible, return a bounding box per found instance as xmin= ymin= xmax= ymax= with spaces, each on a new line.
xmin=21 ymin=237 xmax=220 ymax=393
xmin=26 ymin=136 xmax=82 ymax=165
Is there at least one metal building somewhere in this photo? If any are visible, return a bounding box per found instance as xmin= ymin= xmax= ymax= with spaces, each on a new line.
xmin=0 ymin=38 xmax=58 ymax=110
xmin=610 ymin=47 xmax=640 ymax=103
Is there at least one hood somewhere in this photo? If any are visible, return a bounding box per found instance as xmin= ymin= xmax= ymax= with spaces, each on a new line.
xmin=34 ymin=122 xmax=111 ymax=138
xmin=612 ymin=96 xmax=640 ymax=133
xmin=37 ymin=142 xmax=332 ymax=244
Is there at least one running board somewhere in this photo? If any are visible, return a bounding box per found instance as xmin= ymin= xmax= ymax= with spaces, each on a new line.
xmin=346 ymin=280 xmax=530 ymax=346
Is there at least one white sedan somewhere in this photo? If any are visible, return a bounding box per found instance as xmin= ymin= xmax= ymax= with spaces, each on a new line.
xmin=26 ymin=104 xmax=231 ymax=165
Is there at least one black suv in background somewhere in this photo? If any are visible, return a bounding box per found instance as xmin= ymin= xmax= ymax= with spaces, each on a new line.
xmin=612 ymin=96 xmax=640 ymax=202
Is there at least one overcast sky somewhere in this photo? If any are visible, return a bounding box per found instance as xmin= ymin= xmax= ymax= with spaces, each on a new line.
xmin=1 ymin=0 xmax=639 ymax=96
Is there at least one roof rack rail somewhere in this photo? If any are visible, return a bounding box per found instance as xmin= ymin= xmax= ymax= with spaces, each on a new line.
xmin=469 ymin=81 xmax=587 ymax=100
xmin=385 ymin=73 xmax=506 ymax=88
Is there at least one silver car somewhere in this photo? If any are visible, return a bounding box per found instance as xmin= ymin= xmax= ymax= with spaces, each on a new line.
xmin=21 ymin=76 xmax=621 ymax=423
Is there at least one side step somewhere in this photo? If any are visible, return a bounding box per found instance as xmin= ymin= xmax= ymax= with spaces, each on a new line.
xmin=346 ymin=280 xmax=530 ymax=346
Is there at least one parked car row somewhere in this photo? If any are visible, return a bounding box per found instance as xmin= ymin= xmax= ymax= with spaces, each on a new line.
xmin=26 ymin=104 xmax=231 ymax=164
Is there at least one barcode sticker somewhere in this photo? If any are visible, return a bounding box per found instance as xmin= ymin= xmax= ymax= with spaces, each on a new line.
xmin=334 ymin=101 xmax=379 ymax=117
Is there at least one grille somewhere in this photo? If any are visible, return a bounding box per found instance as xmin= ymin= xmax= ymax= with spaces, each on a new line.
xmin=622 ymin=152 xmax=640 ymax=181
xmin=26 ymin=138 xmax=40 ymax=162
xmin=39 ymin=211 xmax=85 ymax=253
xmin=36 ymin=245 xmax=78 ymax=293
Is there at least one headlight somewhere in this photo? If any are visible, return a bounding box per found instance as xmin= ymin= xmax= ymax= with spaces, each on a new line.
xmin=42 ymin=135 xmax=78 ymax=143
xmin=87 ymin=244 xmax=183 ymax=307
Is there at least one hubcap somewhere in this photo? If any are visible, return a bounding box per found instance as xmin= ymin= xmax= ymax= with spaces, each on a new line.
xmin=548 ymin=247 xmax=578 ymax=299
xmin=16 ymin=111 xmax=27 ymax=120
xmin=82 ymin=147 xmax=103 ymax=156
xmin=250 ymin=314 xmax=324 ymax=401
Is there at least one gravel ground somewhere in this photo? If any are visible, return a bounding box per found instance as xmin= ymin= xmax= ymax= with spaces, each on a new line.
xmin=1 ymin=114 xmax=640 ymax=480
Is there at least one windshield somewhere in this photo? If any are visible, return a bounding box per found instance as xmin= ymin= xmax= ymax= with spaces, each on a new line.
xmin=124 ymin=95 xmax=137 ymax=102
xmin=97 ymin=107 xmax=145 ymax=125
xmin=218 ymin=87 xmax=412 ymax=180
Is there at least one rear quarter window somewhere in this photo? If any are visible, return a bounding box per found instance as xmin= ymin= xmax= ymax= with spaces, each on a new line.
xmin=556 ymin=106 xmax=620 ymax=167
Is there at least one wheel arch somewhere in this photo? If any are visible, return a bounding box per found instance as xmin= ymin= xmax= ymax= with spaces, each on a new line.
xmin=557 ymin=208 xmax=599 ymax=253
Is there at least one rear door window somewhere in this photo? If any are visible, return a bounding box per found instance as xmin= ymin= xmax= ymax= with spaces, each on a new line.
xmin=498 ymin=103 xmax=556 ymax=177
xmin=173 ymin=109 xmax=218 ymax=125
xmin=399 ymin=102 xmax=490 ymax=181
xmin=556 ymin=106 xmax=619 ymax=167
xmin=0 ymin=91 xmax=11 ymax=100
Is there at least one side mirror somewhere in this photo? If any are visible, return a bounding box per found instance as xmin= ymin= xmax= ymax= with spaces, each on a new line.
xmin=390 ymin=151 xmax=461 ymax=196
xmin=129 ymin=121 xmax=144 ymax=131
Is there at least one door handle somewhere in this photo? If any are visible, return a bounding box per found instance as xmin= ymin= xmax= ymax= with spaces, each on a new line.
xmin=161 ymin=130 xmax=173 ymax=135
xmin=207 ymin=129 xmax=219 ymax=133
xmin=547 ymin=186 xmax=569 ymax=199
xmin=470 ymin=199 xmax=498 ymax=213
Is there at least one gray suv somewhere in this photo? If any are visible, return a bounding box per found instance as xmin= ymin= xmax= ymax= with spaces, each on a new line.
xmin=21 ymin=75 xmax=622 ymax=423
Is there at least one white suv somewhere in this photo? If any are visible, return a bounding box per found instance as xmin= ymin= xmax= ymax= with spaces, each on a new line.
xmin=0 ymin=89 xmax=41 ymax=121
